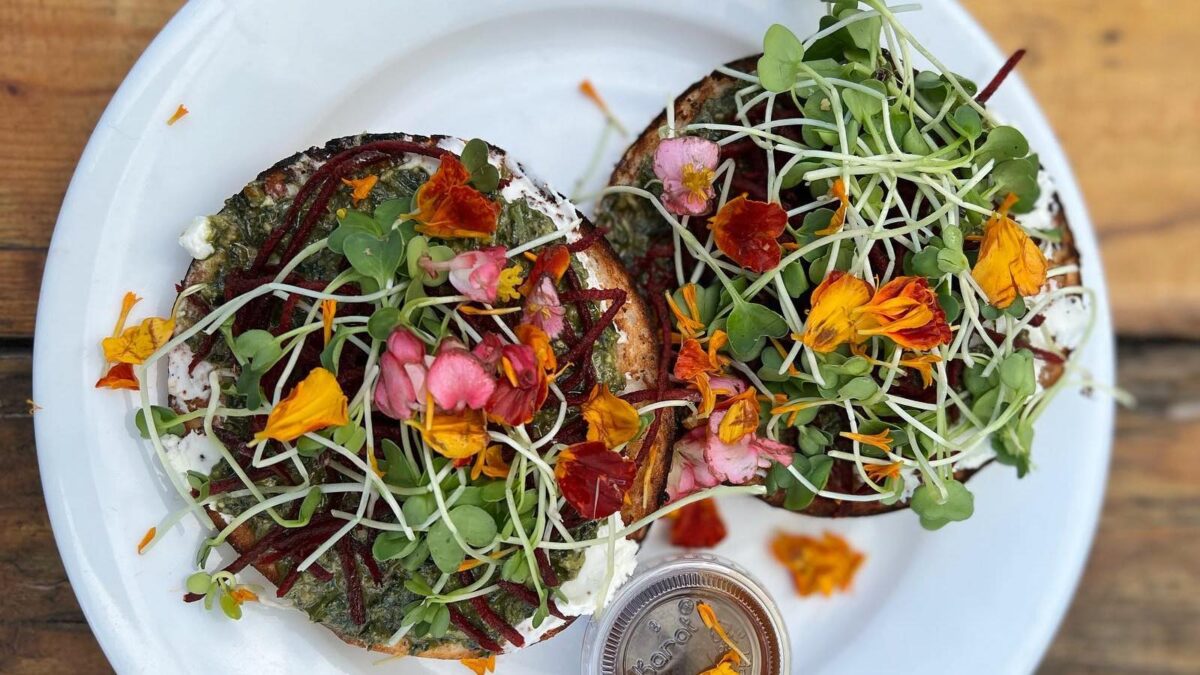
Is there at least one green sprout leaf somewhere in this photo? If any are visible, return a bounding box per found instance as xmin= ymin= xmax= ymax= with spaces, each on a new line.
xmin=185 ymin=572 xmax=212 ymax=595
xmin=726 ymin=302 xmax=789 ymax=360
xmin=329 ymin=209 xmax=383 ymax=255
xmin=910 ymin=479 xmax=975 ymax=530
xmin=374 ymin=531 xmax=419 ymax=562
xmin=758 ymin=24 xmax=806 ymax=92
xmin=976 ymin=126 xmax=1030 ymax=166
xmin=368 ymin=307 xmax=403 ymax=341
xmin=134 ymin=405 xmax=185 ymax=438
xmin=461 ymin=139 xmax=501 ymax=192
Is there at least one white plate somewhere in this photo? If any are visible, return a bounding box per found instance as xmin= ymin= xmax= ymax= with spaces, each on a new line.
xmin=34 ymin=1 xmax=1114 ymax=673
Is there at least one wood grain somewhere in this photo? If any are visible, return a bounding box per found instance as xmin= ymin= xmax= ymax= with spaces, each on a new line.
xmin=1 ymin=0 xmax=1197 ymax=673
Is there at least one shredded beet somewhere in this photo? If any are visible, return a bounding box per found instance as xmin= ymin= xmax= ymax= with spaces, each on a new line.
xmin=977 ymin=49 xmax=1027 ymax=104
xmin=533 ymin=549 xmax=560 ymax=588
xmin=448 ymin=606 xmax=503 ymax=653
xmin=336 ymin=537 xmax=366 ymax=626
xmin=353 ymin=539 xmax=384 ymax=586
xmin=497 ymin=580 xmax=567 ymax=620
xmin=460 ymin=572 xmax=524 ymax=648
xmin=565 ymin=227 xmax=607 ymax=254
xmin=557 ymin=288 xmax=626 ymax=367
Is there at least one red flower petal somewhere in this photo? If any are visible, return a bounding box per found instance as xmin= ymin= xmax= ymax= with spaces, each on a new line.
xmin=519 ymin=243 xmax=570 ymax=295
xmin=95 ymin=363 xmax=139 ymax=390
xmin=670 ymin=499 xmax=727 ymax=548
xmin=554 ymin=441 xmax=636 ymax=520
xmin=412 ymin=154 xmax=500 ymax=240
xmin=708 ymin=195 xmax=788 ymax=273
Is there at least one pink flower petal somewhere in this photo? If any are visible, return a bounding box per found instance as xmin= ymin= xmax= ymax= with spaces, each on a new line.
xmin=427 ymin=345 xmax=495 ymax=411
xmin=523 ymin=277 xmax=565 ymax=339
xmin=385 ymin=328 xmax=426 ymax=364
xmin=666 ymin=428 xmax=720 ymax=502
xmin=653 ymin=136 xmax=720 ymax=216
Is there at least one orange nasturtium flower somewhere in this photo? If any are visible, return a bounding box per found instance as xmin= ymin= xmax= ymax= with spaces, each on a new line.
xmin=854 ymin=276 xmax=952 ymax=351
xmin=582 ymin=383 xmax=641 ymax=449
xmin=971 ymin=192 xmax=1048 ymax=308
xmin=770 ymin=531 xmax=865 ymax=597
xmin=673 ymin=330 xmax=729 ymax=415
xmin=341 ymin=174 xmax=378 ymax=205
xmin=697 ymin=602 xmax=748 ymax=664
xmin=96 ymin=292 xmax=172 ymax=390
xmin=839 ymin=428 xmax=893 ymax=453
xmin=815 ymin=177 xmax=851 ymax=236
xmin=518 ymin=244 xmax=570 ymax=295
xmin=699 ymin=651 xmax=741 ymax=675
xmin=708 ymin=194 xmax=789 ymax=273
xmin=668 ymin=498 xmax=727 ymax=548
xmin=419 ymin=407 xmax=488 ymax=460
xmin=515 ymin=322 xmax=558 ymax=375
xmin=410 ymin=153 xmax=500 ymax=240
xmin=899 ymin=353 xmax=942 ymax=388
xmin=665 ymin=284 xmax=705 ymax=339
xmin=801 ymin=271 xmax=873 ymax=353
xmin=166 ymin=104 xmax=188 ymax=125
xmin=137 ymin=526 xmax=156 ymax=554
xmin=470 ymin=444 xmax=511 ymax=481
xmin=864 ymin=461 xmax=903 ymax=482
xmin=554 ymin=440 xmax=636 ymax=519
xmin=253 ymin=367 xmax=348 ymax=443
xmin=716 ymin=388 xmax=759 ymax=444
xmin=321 ymin=299 xmax=337 ymax=346
xmin=460 ymin=654 xmax=496 ymax=675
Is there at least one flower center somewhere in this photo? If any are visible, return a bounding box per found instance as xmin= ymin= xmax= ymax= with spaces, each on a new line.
xmin=681 ymin=162 xmax=716 ymax=199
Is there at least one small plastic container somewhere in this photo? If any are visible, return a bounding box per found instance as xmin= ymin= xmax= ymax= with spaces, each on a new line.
xmin=581 ymin=552 xmax=789 ymax=674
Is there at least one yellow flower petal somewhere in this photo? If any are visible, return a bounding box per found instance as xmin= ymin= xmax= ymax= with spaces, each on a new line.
xmin=582 ymin=383 xmax=641 ymax=449
xmin=253 ymin=368 xmax=348 ymax=443
xmin=971 ymin=193 xmax=1048 ymax=309
xmin=321 ymin=299 xmax=337 ymax=346
xmin=496 ymin=265 xmax=525 ymax=302
xmin=341 ymin=174 xmax=378 ymax=205
xmin=717 ymin=389 xmax=759 ymax=444
xmin=770 ymin=531 xmax=865 ymax=597
xmin=102 ymin=316 xmax=175 ymax=365
xmin=460 ymin=654 xmax=496 ymax=675
xmin=839 ymin=429 xmax=893 ymax=453
xmin=419 ymin=408 xmax=487 ymax=460
xmin=801 ymin=272 xmax=873 ymax=353
xmin=815 ymin=177 xmax=850 ymax=236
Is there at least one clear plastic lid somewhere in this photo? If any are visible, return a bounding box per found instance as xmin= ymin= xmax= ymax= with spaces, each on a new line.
xmin=581 ymin=552 xmax=789 ymax=674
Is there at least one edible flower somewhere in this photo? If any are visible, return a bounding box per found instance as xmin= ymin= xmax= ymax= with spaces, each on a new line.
xmin=666 ymin=284 xmax=705 ymax=339
xmin=518 ymin=243 xmax=570 ymax=296
xmin=800 ymin=271 xmax=873 ymax=353
xmin=653 ymin=136 xmax=720 ymax=216
xmin=708 ymin=194 xmax=789 ymax=273
xmin=427 ymin=339 xmax=496 ymax=412
xmin=460 ymin=655 xmax=496 ymax=675
xmin=666 ymin=408 xmax=792 ymax=501
xmin=515 ymin=323 xmax=557 ymax=374
xmin=554 ymin=440 xmax=636 ymax=519
xmin=582 ymin=383 xmax=641 ymax=449
xmin=166 ymin=104 xmax=188 ymax=125
xmin=485 ymin=343 xmax=549 ymax=426
xmin=320 ymin=299 xmax=336 ymax=346
xmin=769 ymin=531 xmax=864 ymax=597
xmin=470 ymin=444 xmax=511 ymax=481
xmin=673 ymin=330 xmax=731 ymax=416
xmin=96 ymin=292 xmax=174 ymax=391
xmin=971 ymin=192 xmax=1048 ymax=308
xmin=839 ymin=429 xmax=893 ymax=453
xmin=523 ymin=276 xmax=565 ymax=339
xmin=864 ymin=461 xmax=903 ymax=482
xmin=96 ymin=363 xmax=139 ymax=390
xmin=422 ymin=247 xmax=508 ymax=303
xmin=254 ymin=367 xmax=348 ymax=443
xmin=668 ymin=498 xmax=727 ymax=548
xmin=699 ymin=651 xmax=741 ymax=675
xmin=340 ymin=174 xmax=378 ymax=205
xmin=579 ymin=79 xmax=626 ymax=133
xmin=854 ymin=276 xmax=951 ymax=351
xmin=815 ymin=177 xmax=851 ymax=235
xmin=899 ymin=352 xmax=942 ymax=388
xmin=697 ymin=602 xmax=748 ymax=664
xmin=137 ymin=527 xmax=156 ymax=554
xmin=420 ymin=407 xmax=488 ymax=460
xmin=374 ymin=328 xmax=431 ymax=421
xmin=716 ymin=388 xmax=759 ymax=444
xmin=411 ymin=153 xmax=500 ymax=240
xmin=496 ymin=265 xmax=524 ymax=302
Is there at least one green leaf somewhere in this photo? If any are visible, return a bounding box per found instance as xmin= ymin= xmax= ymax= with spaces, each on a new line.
xmin=368 ymin=307 xmax=403 ymax=341
xmin=374 ymin=198 xmax=411 ymax=231
xmin=784 ymin=454 xmax=834 ymax=511
xmin=839 ymin=8 xmax=882 ymax=52
xmin=426 ymin=520 xmax=466 ymax=574
xmin=992 ymin=416 xmax=1035 ymax=478
xmin=402 ymin=541 xmax=431 ymax=572
xmin=450 ymin=505 xmax=498 ymax=547
xmin=382 ymin=439 xmax=419 ymax=487
xmin=428 ymin=604 xmax=451 ymax=638
xmin=971 ymin=387 xmax=1001 ymax=422
xmin=332 ymin=424 xmax=367 ymax=454
xmin=374 ymin=531 xmax=419 ymax=562
xmin=779 ymin=161 xmax=823 ymax=190
xmin=134 ymin=405 xmax=185 ymax=438
xmin=480 ymin=481 xmax=509 ymax=503
xmin=781 ymin=261 xmax=809 ymax=297
xmin=344 ymin=230 xmax=405 ymax=285
xmin=941 ymin=224 xmax=964 ymax=251
xmin=185 ymin=572 xmax=212 ymax=595
xmin=234 ymin=329 xmax=281 ymax=367
xmin=726 ymin=302 xmax=789 ymax=360
xmin=329 ymin=210 xmax=383 ymax=254
xmin=950 ymin=105 xmax=982 ymax=141
xmin=838 ymin=376 xmax=879 ymax=401
xmin=185 ymin=470 xmax=211 ymax=501
xmin=976 ymin=126 xmax=1029 ymax=165
xmin=999 ymin=349 xmax=1036 ymax=398
xmin=901 ymin=124 xmax=932 ymax=155
xmin=841 ymin=80 xmax=886 ymax=124
xmin=460 ymin=139 xmax=489 ymax=172
xmin=404 ymin=577 xmax=434 ymax=597
xmin=907 ymin=246 xmax=943 ymax=278
xmin=219 ymin=591 xmax=243 ymax=620
xmin=402 ymin=494 xmax=435 ymax=525
xmin=294 ymin=487 xmax=323 ymax=526
xmin=936 ymin=248 xmax=969 ymax=274
xmin=910 ymin=479 xmax=975 ymax=530
xmin=758 ymin=24 xmax=806 ymax=92
xmin=295 ymin=434 xmax=325 ymax=458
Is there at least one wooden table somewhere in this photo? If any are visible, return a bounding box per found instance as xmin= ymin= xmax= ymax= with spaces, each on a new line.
xmin=2 ymin=1 xmax=1196 ymax=672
